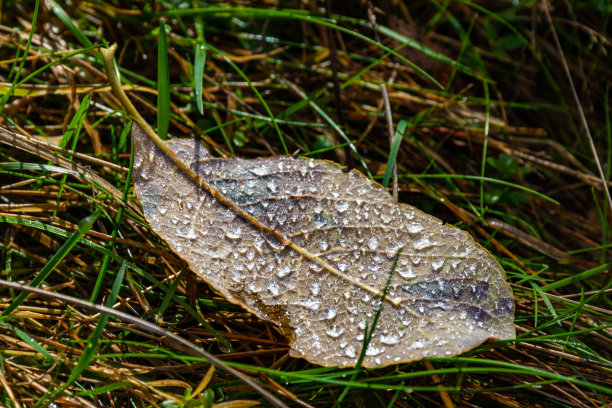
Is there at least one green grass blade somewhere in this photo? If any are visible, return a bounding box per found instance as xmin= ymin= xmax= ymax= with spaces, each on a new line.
xmin=157 ymin=267 xmax=186 ymax=321
xmin=48 ymin=0 xmax=93 ymax=48
xmin=0 ymin=321 xmax=56 ymax=362
xmin=75 ymin=381 xmax=131 ymax=397
xmin=333 ymin=248 xmax=402 ymax=406
xmin=91 ymin=122 xmax=134 ymax=302
xmin=382 ymin=120 xmax=407 ymax=188
xmin=0 ymin=0 xmax=39 ymax=114
xmin=194 ymin=42 xmax=206 ymax=115
xmin=480 ymin=80 xmax=491 ymax=217
xmin=193 ymin=17 xmax=207 ymax=116
xmin=157 ymin=20 xmax=171 ymax=139
xmin=56 ymin=94 xmax=91 ymax=201
xmin=0 ymin=210 xmax=101 ymax=318
xmin=58 ymin=94 xmax=91 ymax=151
xmin=396 ymin=173 xmax=560 ymax=204
xmin=530 ymin=281 xmax=561 ymax=326
xmin=541 ymin=264 xmax=609 ymax=292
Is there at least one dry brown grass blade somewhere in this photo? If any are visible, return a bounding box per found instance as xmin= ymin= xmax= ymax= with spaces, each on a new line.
xmin=542 ymin=2 xmax=612 ymax=215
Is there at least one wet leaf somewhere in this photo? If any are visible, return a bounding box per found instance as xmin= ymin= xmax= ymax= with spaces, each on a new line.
xmin=132 ymin=126 xmax=515 ymax=368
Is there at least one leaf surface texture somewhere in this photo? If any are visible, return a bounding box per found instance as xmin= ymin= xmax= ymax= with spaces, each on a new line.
xmin=133 ymin=126 xmax=515 ymax=367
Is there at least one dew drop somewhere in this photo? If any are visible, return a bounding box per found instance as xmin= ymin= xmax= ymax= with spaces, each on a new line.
xmin=299 ymin=296 xmax=321 ymax=310
xmin=276 ymin=265 xmax=291 ymax=278
xmin=177 ymin=227 xmax=198 ymax=240
xmin=226 ymin=227 xmax=242 ymax=239
xmin=345 ymin=346 xmax=356 ymax=358
xmin=267 ymin=180 xmax=279 ymax=193
xmin=406 ymin=223 xmax=424 ymax=234
xmin=413 ymin=237 xmax=434 ymax=250
xmin=309 ymin=261 xmax=323 ymax=272
xmin=324 ymin=307 xmax=337 ymax=320
xmin=410 ymin=340 xmax=425 ymax=350
xmin=325 ymin=326 xmax=344 ymax=338
xmin=365 ymin=346 xmax=384 ymax=356
xmin=231 ymin=271 xmax=245 ymax=282
xmin=319 ymin=240 xmax=329 ymax=251
xmin=337 ymin=261 xmax=348 ymax=272
xmin=432 ymin=259 xmax=444 ymax=271
xmin=335 ymin=201 xmax=349 ymax=212
xmin=380 ymin=334 xmax=400 ymax=345
xmin=264 ymin=235 xmax=286 ymax=250
xmin=250 ymin=166 xmax=269 ymax=176
xmin=247 ymin=281 xmax=259 ymax=293
xmin=254 ymin=237 xmax=266 ymax=252
xmin=367 ymin=236 xmax=379 ymax=251
xmin=267 ymin=280 xmax=281 ymax=297
xmin=398 ymin=266 xmax=416 ymax=279
xmin=310 ymin=283 xmax=321 ymax=295
xmin=381 ymin=212 xmax=393 ymax=223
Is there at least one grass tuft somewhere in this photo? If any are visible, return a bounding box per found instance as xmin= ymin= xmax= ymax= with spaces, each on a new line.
xmin=0 ymin=1 xmax=611 ymax=407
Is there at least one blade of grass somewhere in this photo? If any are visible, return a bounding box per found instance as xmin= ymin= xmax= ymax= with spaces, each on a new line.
xmin=47 ymin=0 xmax=92 ymax=48
xmin=0 ymin=321 xmax=56 ymax=362
xmin=604 ymin=85 xmax=612 ymax=263
xmin=75 ymin=381 xmax=131 ymax=397
xmin=541 ymin=264 xmax=609 ymax=292
xmin=480 ymin=80 xmax=491 ymax=219
xmin=382 ymin=120 xmax=407 ymax=189
xmin=530 ymin=280 xmax=561 ymax=327
xmin=90 ymin=122 xmax=134 ymax=302
xmin=333 ymin=248 xmax=402 ymax=406
xmin=157 ymin=21 xmax=170 ymax=139
xmin=0 ymin=209 xmax=100 ymax=318
xmin=156 ymin=266 xmax=186 ymax=321
xmin=56 ymin=94 xmax=91 ymax=202
xmin=0 ymin=0 xmax=39 ymax=115
xmin=193 ymin=17 xmax=206 ymax=116
xmin=395 ymin=173 xmax=560 ymax=205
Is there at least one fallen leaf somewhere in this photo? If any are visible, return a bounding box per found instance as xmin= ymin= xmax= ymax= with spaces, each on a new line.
xmin=132 ymin=125 xmax=515 ymax=368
